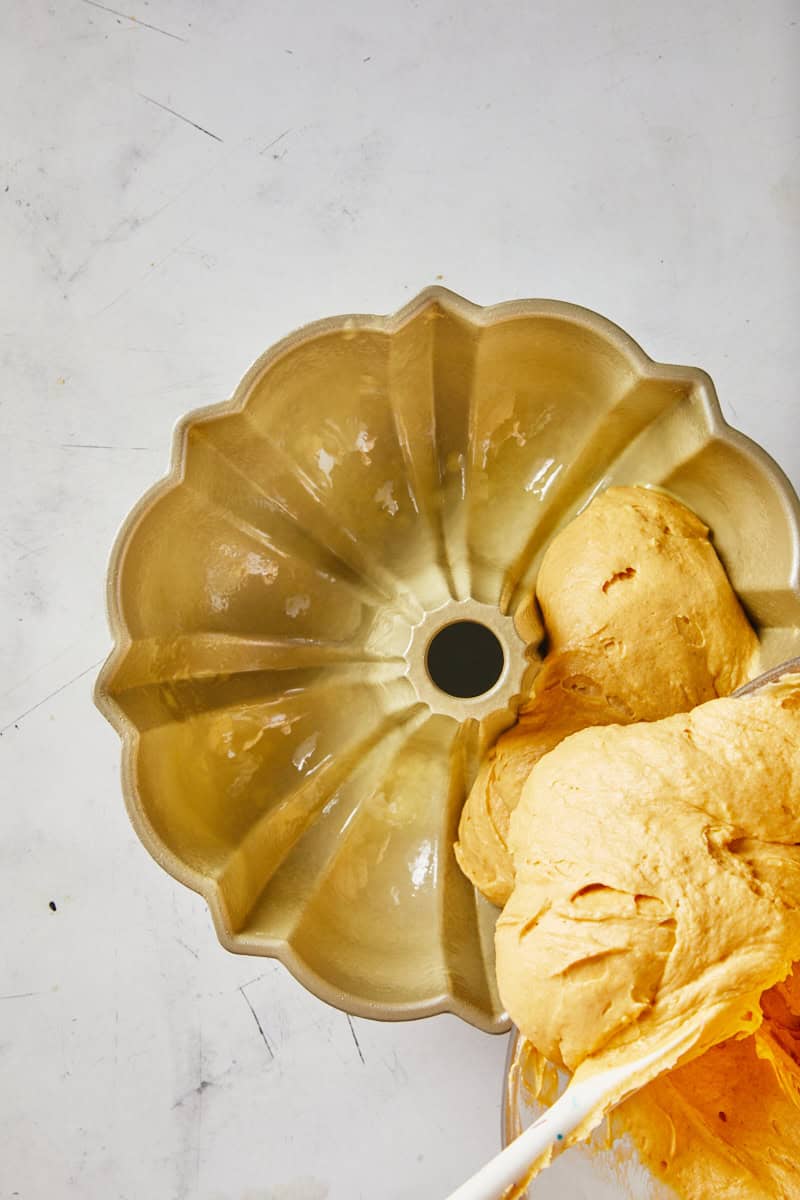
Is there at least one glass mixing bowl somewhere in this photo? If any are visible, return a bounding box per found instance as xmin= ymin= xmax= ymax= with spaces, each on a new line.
xmin=503 ymin=1029 xmax=678 ymax=1199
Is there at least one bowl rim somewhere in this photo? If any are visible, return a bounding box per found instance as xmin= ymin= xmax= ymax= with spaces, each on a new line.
xmin=94 ymin=285 xmax=800 ymax=1029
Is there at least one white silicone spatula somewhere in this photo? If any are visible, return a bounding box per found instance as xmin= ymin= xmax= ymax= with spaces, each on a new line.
xmin=443 ymin=1035 xmax=686 ymax=1200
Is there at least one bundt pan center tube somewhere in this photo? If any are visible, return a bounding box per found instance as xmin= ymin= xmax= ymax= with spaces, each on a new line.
xmin=94 ymin=286 xmax=800 ymax=1032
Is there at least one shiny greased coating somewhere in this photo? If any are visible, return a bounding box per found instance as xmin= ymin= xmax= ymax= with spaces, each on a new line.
xmin=496 ymin=685 xmax=800 ymax=1109
xmin=455 ymin=486 xmax=758 ymax=906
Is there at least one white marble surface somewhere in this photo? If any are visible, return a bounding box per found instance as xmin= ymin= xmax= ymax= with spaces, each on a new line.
xmin=1 ymin=2 xmax=798 ymax=1198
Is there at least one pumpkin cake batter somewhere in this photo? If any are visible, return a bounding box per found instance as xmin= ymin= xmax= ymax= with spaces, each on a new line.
xmin=514 ymin=966 xmax=800 ymax=1199
xmin=497 ymin=681 xmax=800 ymax=1194
xmin=455 ymin=485 xmax=758 ymax=907
xmin=614 ymin=964 xmax=800 ymax=1199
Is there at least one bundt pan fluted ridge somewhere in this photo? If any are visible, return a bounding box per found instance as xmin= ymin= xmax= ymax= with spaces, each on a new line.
xmin=95 ymin=287 xmax=800 ymax=1032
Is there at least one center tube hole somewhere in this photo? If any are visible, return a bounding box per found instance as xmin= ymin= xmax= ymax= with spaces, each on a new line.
xmin=425 ymin=620 xmax=505 ymax=699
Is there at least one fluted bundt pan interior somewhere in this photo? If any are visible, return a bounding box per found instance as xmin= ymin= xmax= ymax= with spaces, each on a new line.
xmin=96 ymin=287 xmax=800 ymax=1031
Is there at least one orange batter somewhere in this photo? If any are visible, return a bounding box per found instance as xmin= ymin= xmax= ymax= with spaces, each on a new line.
xmin=454 ymin=486 xmax=800 ymax=1196
xmin=515 ymin=969 xmax=800 ymax=1199
xmin=455 ymin=485 xmax=758 ymax=906
xmin=615 ymin=967 xmax=800 ymax=1198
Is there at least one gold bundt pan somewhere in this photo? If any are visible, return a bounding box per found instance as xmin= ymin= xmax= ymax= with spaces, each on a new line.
xmin=95 ymin=287 xmax=800 ymax=1031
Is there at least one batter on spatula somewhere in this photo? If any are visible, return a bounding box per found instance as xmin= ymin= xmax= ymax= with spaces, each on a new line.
xmin=615 ymin=963 xmax=800 ymax=1199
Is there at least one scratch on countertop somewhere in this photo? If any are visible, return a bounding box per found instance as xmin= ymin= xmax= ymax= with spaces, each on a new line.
xmin=172 ymin=1077 xmax=213 ymax=1109
xmin=60 ymin=443 xmax=154 ymax=451
xmin=64 ymin=159 xmax=224 ymax=296
xmin=94 ymin=234 xmax=193 ymax=316
xmin=174 ymin=938 xmax=199 ymax=960
xmin=238 ymin=972 xmax=269 ymax=991
xmin=173 ymin=1061 xmax=236 ymax=1110
xmin=384 ymin=1048 xmax=408 ymax=1086
xmin=0 ymin=992 xmax=43 ymax=1001
xmin=345 ymin=1014 xmax=365 ymax=1065
xmin=0 ymin=660 xmax=104 ymax=736
xmin=139 ymin=94 xmax=222 ymax=142
xmin=82 ymin=0 xmax=187 ymax=43
xmin=238 ymin=984 xmax=275 ymax=1059
xmin=260 ymin=129 xmax=292 ymax=156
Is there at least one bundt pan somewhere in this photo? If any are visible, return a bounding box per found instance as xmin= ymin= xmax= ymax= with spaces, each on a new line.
xmin=95 ymin=287 xmax=800 ymax=1032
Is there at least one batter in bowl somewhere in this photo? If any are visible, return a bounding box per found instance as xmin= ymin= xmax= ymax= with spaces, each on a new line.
xmin=514 ymin=965 xmax=800 ymax=1200
xmin=496 ymin=680 xmax=800 ymax=1067
xmin=615 ymin=964 xmax=800 ymax=1199
xmin=497 ymin=682 xmax=800 ymax=1193
xmin=454 ymin=486 xmax=799 ymax=1196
